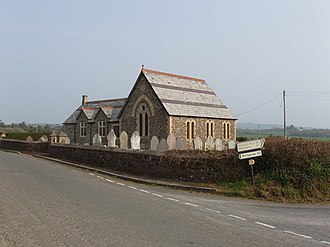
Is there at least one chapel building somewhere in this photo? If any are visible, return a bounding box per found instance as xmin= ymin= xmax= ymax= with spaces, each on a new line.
xmin=63 ymin=67 xmax=237 ymax=149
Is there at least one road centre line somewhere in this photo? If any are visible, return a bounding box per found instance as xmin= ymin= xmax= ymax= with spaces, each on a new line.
xmin=228 ymin=215 xmax=246 ymax=221
xmin=283 ymin=231 xmax=312 ymax=239
xmin=139 ymin=189 xmax=151 ymax=194
xmin=166 ymin=197 xmax=180 ymax=202
xmin=152 ymin=193 xmax=164 ymax=198
xmin=184 ymin=202 xmax=199 ymax=207
xmin=97 ymin=176 xmax=104 ymax=179
xmin=320 ymin=241 xmax=330 ymax=245
xmin=88 ymin=173 xmax=95 ymax=176
xmin=128 ymin=186 xmax=137 ymax=190
xmin=116 ymin=182 xmax=125 ymax=186
xmin=105 ymin=179 xmax=114 ymax=183
xmin=254 ymin=222 xmax=276 ymax=229
xmin=205 ymin=208 xmax=221 ymax=214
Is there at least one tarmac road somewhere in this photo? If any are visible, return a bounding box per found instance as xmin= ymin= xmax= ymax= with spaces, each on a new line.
xmin=0 ymin=150 xmax=329 ymax=247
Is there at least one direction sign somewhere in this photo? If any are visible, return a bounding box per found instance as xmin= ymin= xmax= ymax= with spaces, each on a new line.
xmin=237 ymin=139 xmax=265 ymax=152
xmin=238 ymin=150 xmax=262 ymax=160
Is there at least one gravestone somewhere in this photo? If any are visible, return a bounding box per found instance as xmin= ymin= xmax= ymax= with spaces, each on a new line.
xmin=215 ymin=138 xmax=224 ymax=151
xmin=92 ymin=134 xmax=102 ymax=147
xmin=175 ymin=137 xmax=183 ymax=150
xmin=205 ymin=136 xmax=215 ymax=150
xmin=39 ymin=135 xmax=48 ymax=142
xmin=49 ymin=131 xmax=58 ymax=144
xmin=167 ymin=133 xmax=176 ymax=150
xmin=107 ymin=129 xmax=117 ymax=148
xmin=228 ymin=140 xmax=236 ymax=150
xmin=150 ymin=136 xmax=159 ymax=151
xmin=158 ymin=139 xmax=169 ymax=151
xmin=193 ymin=137 xmax=203 ymax=150
xmin=26 ymin=136 xmax=33 ymax=142
xmin=130 ymin=131 xmax=140 ymax=150
xmin=59 ymin=131 xmax=70 ymax=144
xmin=120 ymin=131 xmax=128 ymax=149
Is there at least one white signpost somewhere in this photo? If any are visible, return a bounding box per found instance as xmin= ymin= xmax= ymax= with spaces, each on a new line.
xmin=238 ymin=150 xmax=262 ymax=160
xmin=236 ymin=139 xmax=265 ymax=186
xmin=237 ymin=139 xmax=265 ymax=153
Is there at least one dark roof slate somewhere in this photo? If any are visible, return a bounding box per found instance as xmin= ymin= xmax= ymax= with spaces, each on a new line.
xmin=63 ymin=98 xmax=126 ymax=124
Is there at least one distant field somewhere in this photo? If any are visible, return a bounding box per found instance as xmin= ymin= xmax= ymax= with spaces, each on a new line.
xmin=237 ymin=128 xmax=330 ymax=141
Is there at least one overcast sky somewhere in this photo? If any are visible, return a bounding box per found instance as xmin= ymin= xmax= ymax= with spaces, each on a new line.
xmin=1 ymin=0 xmax=329 ymax=128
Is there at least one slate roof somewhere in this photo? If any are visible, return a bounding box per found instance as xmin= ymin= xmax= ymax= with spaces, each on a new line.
xmin=142 ymin=68 xmax=236 ymax=119
xmin=63 ymin=98 xmax=126 ymax=124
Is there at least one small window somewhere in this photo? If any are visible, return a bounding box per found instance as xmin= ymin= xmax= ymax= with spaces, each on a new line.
xmin=113 ymin=125 xmax=120 ymax=137
xmin=223 ymin=122 xmax=230 ymax=140
xmin=186 ymin=122 xmax=191 ymax=139
xmin=80 ymin=122 xmax=87 ymax=137
xmin=186 ymin=120 xmax=195 ymax=140
xmin=206 ymin=121 xmax=214 ymax=138
xmin=98 ymin=121 xmax=107 ymax=137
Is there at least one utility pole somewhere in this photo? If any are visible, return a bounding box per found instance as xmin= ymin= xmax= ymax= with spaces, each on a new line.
xmin=283 ymin=90 xmax=287 ymax=139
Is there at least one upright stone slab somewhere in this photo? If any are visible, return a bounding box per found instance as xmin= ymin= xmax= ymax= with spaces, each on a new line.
xmin=107 ymin=129 xmax=117 ymax=148
xmin=93 ymin=134 xmax=102 ymax=147
xmin=49 ymin=131 xmax=58 ymax=144
xmin=39 ymin=135 xmax=48 ymax=142
xmin=228 ymin=140 xmax=236 ymax=150
xmin=158 ymin=139 xmax=169 ymax=151
xmin=150 ymin=136 xmax=159 ymax=151
xmin=205 ymin=136 xmax=215 ymax=150
xmin=26 ymin=136 xmax=33 ymax=142
xmin=59 ymin=131 xmax=70 ymax=144
xmin=193 ymin=137 xmax=203 ymax=150
xmin=130 ymin=131 xmax=140 ymax=150
xmin=175 ymin=137 xmax=183 ymax=150
xmin=120 ymin=131 xmax=128 ymax=149
xmin=167 ymin=133 xmax=176 ymax=150
xmin=215 ymin=138 xmax=224 ymax=151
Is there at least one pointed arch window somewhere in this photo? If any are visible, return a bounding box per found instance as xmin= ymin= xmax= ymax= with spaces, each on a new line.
xmin=186 ymin=120 xmax=196 ymax=140
xmin=137 ymin=104 xmax=149 ymax=136
xmin=223 ymin=122 xmax=230 ymax=140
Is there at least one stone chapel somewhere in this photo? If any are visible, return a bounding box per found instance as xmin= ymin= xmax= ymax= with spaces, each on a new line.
xmin=63 ymin=67 xmax=237 ymax=149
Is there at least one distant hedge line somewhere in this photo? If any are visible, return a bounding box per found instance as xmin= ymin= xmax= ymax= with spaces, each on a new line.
xmin=5 ymin=132 xmax=51 ymax=141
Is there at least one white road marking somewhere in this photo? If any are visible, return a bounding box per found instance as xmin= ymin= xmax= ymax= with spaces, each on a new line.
xmin=116 ymin=182 xmax=125 ymax=186
xmin=205 ymin=208 xmax=221 ymax=214
xmin=97 ymin=176 xmax=104 ymax=179
xmin=139 ymin=189 xmax=151 ymax=194
xmin=106 ymin=179 xmax=114 ymax=183
xmin=88 ymin=173 xmax=95 ymax=176
xmin=128 ymin=186 xmax=137 ymax=190
xmin=228 ymin=215 xmax=246 ymax=221
xmin=283 ymin=231 xmax=312 ymax=239
xmin=166 ymin=197 xmax=180 ymax=202
xmin=152 ymin=193 xmax=164 ymax=198
xmin=320 ymin=241 xmax=330 ymax=245
xmin=184 ymin=202 xmax=199 ymax=207
xmin=254 ymin=222 xmax=276 ymax=229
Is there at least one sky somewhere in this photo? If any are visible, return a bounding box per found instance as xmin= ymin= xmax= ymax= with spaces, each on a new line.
xmin=1 ymin=0 xmax=329 ymax=128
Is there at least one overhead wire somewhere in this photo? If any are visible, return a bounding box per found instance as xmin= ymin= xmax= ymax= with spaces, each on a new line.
xmin=235 ymin=92 xmax=282 ymax=117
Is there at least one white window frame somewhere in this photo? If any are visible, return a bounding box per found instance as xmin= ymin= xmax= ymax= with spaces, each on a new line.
xmin=98 ymin=121 xmax=107 ymax=137
xmin=80 ymin=121 xmax=87 ymax=137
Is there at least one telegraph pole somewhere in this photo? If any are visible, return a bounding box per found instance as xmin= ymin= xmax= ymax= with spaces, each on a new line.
xmin=283 ymin=90 xmax=287 ymax=139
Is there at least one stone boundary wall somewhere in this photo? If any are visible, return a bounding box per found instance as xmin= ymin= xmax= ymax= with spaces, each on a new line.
xmin=49 ymin=144 xmax=245 ymax=183
xmin=0 ymin=139 xmax=49 ymax=153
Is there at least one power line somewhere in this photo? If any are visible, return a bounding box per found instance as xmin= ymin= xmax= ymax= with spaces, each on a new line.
xmin=236 ymin=92 xmax=282 ymax=117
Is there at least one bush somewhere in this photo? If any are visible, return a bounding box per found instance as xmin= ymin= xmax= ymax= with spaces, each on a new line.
xmin=5 ymin=132 xmax=51 ymax=141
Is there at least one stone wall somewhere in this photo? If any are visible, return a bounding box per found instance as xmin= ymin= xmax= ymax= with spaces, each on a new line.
xmin=49 ymin=144 xmax=244 ymax=183
xmin=120 ymin=74 xmax=169 ymax=149
xmin=0 ymin=139 xmax=49 ymax=153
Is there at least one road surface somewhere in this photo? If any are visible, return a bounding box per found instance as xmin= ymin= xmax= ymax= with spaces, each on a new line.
xmin=0 ymin=150 xmax=329 ymax=246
